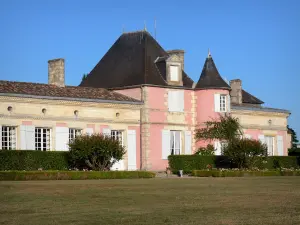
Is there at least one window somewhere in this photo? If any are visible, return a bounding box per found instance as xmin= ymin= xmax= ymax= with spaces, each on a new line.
xmin=2 ymin=126 xmax=16 ymax=150
xmin=69 ymin=128 xmax=82 ymax=143
xmin=170 ymin=65 xmax=179 ymax=81
xmin=220 ymin=94 xmax=227 ymax=112
xmin=170 ymin=131 xmax=181 ymax=155
xmin=35 ymin=128 xmax=51 ymax=151
xmin=111 ymin=130 xmax=123 ymax=146
xmin=265 ymin=136 xmax=274 ymax=156
xmin=168 ymin=90 xmax=184 ymax=112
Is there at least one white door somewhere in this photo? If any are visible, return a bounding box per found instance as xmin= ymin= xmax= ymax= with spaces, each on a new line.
xmin=265 ymin=136 xmax=274 ymax=156
xmin=127 ymin=130 xmax=137 ymax=170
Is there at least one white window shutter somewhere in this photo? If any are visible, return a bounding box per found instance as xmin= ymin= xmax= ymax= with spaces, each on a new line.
xmin=227 ymin=95 xmax=231 ymax=112
xmin=178 ymin=91 xmax=184 ymax=112
xmin=20 ymin=125 xmax=26 ymax=150
xmin=55 ymin=127 xmax=69 ymax=151
xmin=20 ymin=125 xmax=35 ymax=150
xmin=258 ymin=135 xmax=265 ymax=144
xmin=127 ymin=130 xmax=137 ymax=170
xmin=102 ymin=128 xmax=111 ymax=137
xmin=277 ymin=135 xmax=284 ymax=156
xmin=168 ymin=91 xmax=175 ymax=112
xmin=214 ymin=94 xmax=220 ymax=112
xmin=214 ymin=141 xmax=221 ymax=155
xmin=162 ymin=130 xmax=170 ymax=159
xmin=85 ymin=128 xmax=93 ymax=136
xmin=184 ymin=131 xmax=192 ymax=155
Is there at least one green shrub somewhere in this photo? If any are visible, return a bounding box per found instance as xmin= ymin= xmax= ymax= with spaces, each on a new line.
xmin=223 ymin=139 xmax=267 ymax=169
xmin=0 ymin=171 xmax=156 ymax=181
xmin=168 ymin=155 xmax=216 ymax=173
xmin=69 ymin=134 xmax=126 ymax=171
xmin=169 ymin=155 xmax=299 ymax=173
xmin=192 ymin=170 xmax=296 ymax=177
xmin=194 ymin=144 xmax=215 ymax=156
xmin=0 ymin=150 xmax=69 ymax=170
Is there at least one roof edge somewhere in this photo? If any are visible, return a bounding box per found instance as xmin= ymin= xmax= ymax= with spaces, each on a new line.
xmin=0 ymin=93 xmax=143 ymax=105
xmin=232 ymin=105 xmax=290 ymax=114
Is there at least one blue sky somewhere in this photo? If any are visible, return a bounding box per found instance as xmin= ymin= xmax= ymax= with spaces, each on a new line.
xmin=0 ymin=0 xmax=299 ymax=135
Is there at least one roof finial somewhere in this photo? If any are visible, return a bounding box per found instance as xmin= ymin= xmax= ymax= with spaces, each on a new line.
xmin=144 ymin=21 xmax=147 ymax=31
xmin=208 ymin=48 xmax=212 ymax=58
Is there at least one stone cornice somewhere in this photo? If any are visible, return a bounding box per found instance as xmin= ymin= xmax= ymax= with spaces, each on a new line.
xmin=0 ymin=114 xmax=140 ymax=125
xmin=0 ymin=96 xmax=141 ymax=109
xmin=231 ymin=109 xmax=289 ymax=117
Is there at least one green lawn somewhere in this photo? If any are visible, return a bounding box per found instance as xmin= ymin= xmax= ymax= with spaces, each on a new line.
xmin=1 ymin=177 xmax=300 ymax=225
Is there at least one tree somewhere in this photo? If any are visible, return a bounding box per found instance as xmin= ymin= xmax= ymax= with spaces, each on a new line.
xmin=81 ymin=73 xmax=88 ymax=82
xmin=69 ymin=134 xmax=126 ymax=171
xmin=195 ymin=114 xmax=243 ymax=143
xmin=195 ymin=114 xmax=267 ymax=169
xmin=287 ymin=125 xmax=299 ymax=149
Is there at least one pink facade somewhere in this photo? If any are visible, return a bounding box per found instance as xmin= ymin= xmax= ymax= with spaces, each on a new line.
xmin=195 ymin=89 xmax=230 ymax=149
xmin=114 ymin=88 xmax=142 ymax=101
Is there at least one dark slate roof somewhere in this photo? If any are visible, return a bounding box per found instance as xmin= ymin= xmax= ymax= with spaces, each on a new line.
xmin=80 ymin=30 xmax=194 ymax=89
xmin=195 ymin=55 xmax=230 ymax=90
xmin=242 ymin=89 xmax=264 ymax=104
xmin=0 ymin=80 xmax=140 ymax=103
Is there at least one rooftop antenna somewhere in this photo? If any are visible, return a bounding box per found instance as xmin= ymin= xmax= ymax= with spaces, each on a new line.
xmin=144 ymin=21 xmax=147 ymax=31
xmin=154 ymin=18 xmax=157 ymax=40
xmin=122 ymin=25 xmax=125 ymax=33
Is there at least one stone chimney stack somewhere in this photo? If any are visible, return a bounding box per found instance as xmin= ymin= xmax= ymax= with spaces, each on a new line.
xmin=166 ymin=49 xmax=185 ymax=70
xmin=48 ymin=58 xmax=65 ymax=87
xmin=230 ymin=79 xmax=242 ymax=104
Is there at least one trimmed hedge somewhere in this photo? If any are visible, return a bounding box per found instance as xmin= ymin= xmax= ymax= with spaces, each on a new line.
xmin=0 ymin=171 xmax=156 ymax=181
xmin=0 ymin=150 xmax=69 ymax=170
xmin=168 ymin=155 xmax=299 ymax=173
xmin=192 ymin=170 xmax=300 ymax=177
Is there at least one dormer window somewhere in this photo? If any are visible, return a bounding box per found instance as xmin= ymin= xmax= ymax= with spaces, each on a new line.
xmin=170 ymin=65 xmax=179 ymax=81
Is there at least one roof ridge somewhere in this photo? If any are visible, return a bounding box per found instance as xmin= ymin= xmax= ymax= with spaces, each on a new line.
xmin=122 ymin=30 xmax=148 ymax=35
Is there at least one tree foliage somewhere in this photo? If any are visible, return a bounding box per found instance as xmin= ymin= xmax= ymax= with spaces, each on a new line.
xmin=195 ymin=114 xmax=243 ymax=143
xmin=287 ymin=125 xmax=299 ymax=149
xmin=69 ymin=134 xmax=126 ymax=171
xmin=195 ymin=114 xmax=267 ymax=169
xmin=194 ymin=144 xmax=215 ymax=156
xmin=223 ymin=139 xmax=267 ymax=169
xmin=81 ymin=73 xmax=88 ymax=82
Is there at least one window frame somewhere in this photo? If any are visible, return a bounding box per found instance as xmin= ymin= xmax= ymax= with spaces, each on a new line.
xmin=111 ymin=130 xmax=124 ymax=146
xmin=1 ymin=126 xmax=17 ymax=150
xmin=170 ymin=130 xmax=181 ymax=155
xmin=35 ymin=127 xmax=51 ymax=151
xmin=220 ymin=94 xmax=227 ymax=112
xmin=170 ymin=65 xmax=179 ymax=81
xmin=69 ymin=128 xmax=82 ymax=143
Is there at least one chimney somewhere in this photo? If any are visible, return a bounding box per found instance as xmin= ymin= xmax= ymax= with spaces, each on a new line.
xmin=48 ymin=58 xmax=65 ymax=87
xmin=230 ymin=79 xmax=242 ymax=104
xmin=166 ymin=49 xmax=185 ymax=70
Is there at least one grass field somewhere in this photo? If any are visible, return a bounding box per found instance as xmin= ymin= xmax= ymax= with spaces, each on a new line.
xmin=1 ymin=177 xmax=300 ymax=225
